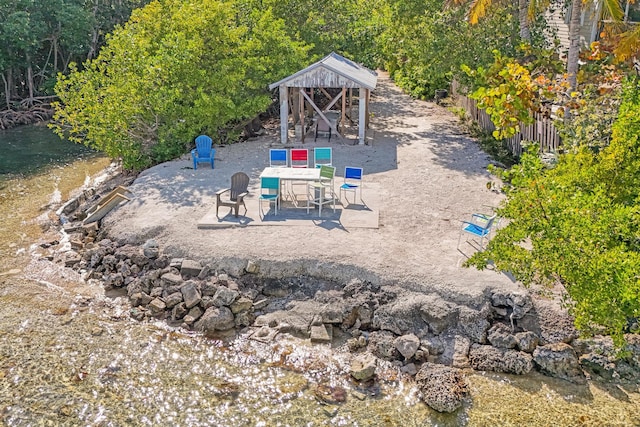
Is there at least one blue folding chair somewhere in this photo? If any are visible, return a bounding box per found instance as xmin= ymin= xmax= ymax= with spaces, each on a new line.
xmin=340 ymin=167 xmax=363 ymax=205
xmin=191 ymin=135 xmax=215 ymax=170
xmin=259 ymin=177 xmax=280 ymax=218
xmin=457 ymin=213 xmax=498 ymax=250
xmin=269 ymin=149 xmax=288 ymax=168
xmin=314 ymin=147 xmax=332 ymax=168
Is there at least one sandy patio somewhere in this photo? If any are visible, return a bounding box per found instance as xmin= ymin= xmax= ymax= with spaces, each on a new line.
xmin=103 ymin=72 xmax=521 ymax=303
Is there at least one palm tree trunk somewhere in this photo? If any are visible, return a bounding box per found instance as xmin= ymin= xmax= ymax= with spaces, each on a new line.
xmin=567 ymin=0 xmax=582 ymax=92
xmin=518 ymin=0 xmax=531 ymax=42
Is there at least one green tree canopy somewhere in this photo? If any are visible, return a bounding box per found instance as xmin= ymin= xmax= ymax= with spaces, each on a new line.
xmin=52 ymin=0 xmax=309 ymax=170
xmin=467 ymin=77 xmax=640 ymax=347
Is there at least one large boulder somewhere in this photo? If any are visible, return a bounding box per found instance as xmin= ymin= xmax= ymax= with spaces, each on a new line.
xmin=487 ymin=323 xmax=517 ymax=349
xmin=517 ymin=300 xmax=578 ymax=345
xmin=180 ymin=280 xmax=202 ymax=309
xmin=468 ymin=344 xmax=533 ymax=375
xmin=532 ymin=343 xmax=586 ymax=384
xmin=415 ymin=363 xmax=469 ymax=413
xmin=418 ymin=295 xmax=460 ymax=335
xmin=194 ymin=306 xmax=235 ymax=335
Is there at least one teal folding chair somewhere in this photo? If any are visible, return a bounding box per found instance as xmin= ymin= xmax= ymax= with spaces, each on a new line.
xmin=259 ymin=177 xmax=280 ymax=218
xmin=314 ymin=147 xmax=332 ymax=168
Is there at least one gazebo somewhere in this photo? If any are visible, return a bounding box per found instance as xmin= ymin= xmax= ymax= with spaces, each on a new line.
xmin=268 ymin=52 xmax=378 ymax=145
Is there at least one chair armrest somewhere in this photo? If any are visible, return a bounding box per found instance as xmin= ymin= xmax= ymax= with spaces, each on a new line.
xmin=237 ymin=191 xmax=248 ymax=201
xmin=216 ymin=188 xmax=230 ymax=197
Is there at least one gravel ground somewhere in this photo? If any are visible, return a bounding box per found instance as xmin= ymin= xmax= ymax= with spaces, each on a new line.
xmin=102 ymin=71 xmax=521 ymax=305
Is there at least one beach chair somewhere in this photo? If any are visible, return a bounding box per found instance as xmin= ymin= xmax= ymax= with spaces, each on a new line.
xmin=269 ymin=148 xmax=288 ymax=168
xmin=259 ymin=177 xmax=280 ymax=218
xmin=307 ymin=165 xmax=336 ymax=216
xmin=216 ymin=172 xmax=250 ymax=218
xmin=191 ymin=135 xmax=215 ymax=170
xmin=457 ymin=213 xmax=498 ymax=250
xmin=340 ymin=166 xmax=363 ymax=205
xmin=290 ymin=148 xmax=309 ymax=168
xmin=314 ymin=147 xmax=332 ymax=168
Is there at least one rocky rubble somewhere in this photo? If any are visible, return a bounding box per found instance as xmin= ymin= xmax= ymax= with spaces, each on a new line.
xmin=45 ymin=212 xmax=640 ymax=414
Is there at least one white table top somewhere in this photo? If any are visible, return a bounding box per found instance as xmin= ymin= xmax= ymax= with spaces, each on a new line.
xmin=260 ymin=167 xmax=320 ymax=181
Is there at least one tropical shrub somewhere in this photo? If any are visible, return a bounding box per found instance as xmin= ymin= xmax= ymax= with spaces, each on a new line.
xmin=52 ymin=0 xmax=308 ymax=170
xmin=467 ymin=77 xmax=640 ymax=348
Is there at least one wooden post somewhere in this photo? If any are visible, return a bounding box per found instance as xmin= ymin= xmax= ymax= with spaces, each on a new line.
xmin=358 ymin=88 xmax=366 ymax=145
xmin=279 ymin=85 xmax=288 ymax=144
xmin=299 ymin=88 xmax=305 ymax=143
xmin=341 ymin=87 xmax=346 ymax=133
xmin=365 ymin=88 xmax=370 ymax=129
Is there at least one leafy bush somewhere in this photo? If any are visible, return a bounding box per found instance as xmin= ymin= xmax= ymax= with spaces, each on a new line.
xmin=467 ymin=77 xmax=640 ymax=348
xmin=52 ymin=0 xmax=309 ymax=170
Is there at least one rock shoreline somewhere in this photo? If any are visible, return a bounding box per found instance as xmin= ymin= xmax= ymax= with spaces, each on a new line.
xmin=46 ymin=188 xmax=640 ymax=413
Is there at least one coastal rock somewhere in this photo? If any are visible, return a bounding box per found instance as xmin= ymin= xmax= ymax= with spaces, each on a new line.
xmin=142 ymin=239 xmax=160 ymax=259
xmin=161 ymin=272 xmax=183 ymax=287
xmin=468 ymin=344 xmax=533 ymax=375
xmin=517 ymin=300 xmax=578 ymax=345
xmin=576 ymin=335 xmax=640 ymax=382
xmin=452 ymin=335 xmax=471 ymax=368
xmin=373 ymin=297 xmax=425 ymax=336
xmin=394 ymin=334 xmax=420 ymax=360
xmin=532 ymin=343 xmax=586 ymax=384
xmin=201 ymin=280 xmax=219 ymax=297
xmin=163 ymin=292 xmax=183 ymax=309
xmin=368 ymin=331 xmax=400 ymax=361
xmin=148 ymin=298 xmax=167 ymax=317
xmin=415 ymin=363 xmax=469 ymax=413
xmin=350 ymin=353 xmax=377 ymax=381
xmin=212 ymin=286 xmax=239 ymax=307
xmin=245 ymin=260 xmax=260 ymax=274
xmin=490 ymin=290 xmax=533 ymax=320
xmin=456 ymin=306 xmax=490 ymax=343
xmin=194 ymin=306 xmax=235 ymax=334
xmin=180 ymin=259 xmax=202 ymax=277
xmin=183 ymin=306 xmax=204 ymax=325
xmin=230 ymin=297 xmax=253 ymax=314
xmin=419 ymin=295 xmax=459 ymax=335
xmin=310 ymin=324 xmax=333 ymax=343
xmin=487 ymin=323 xmax=517 ymax=349
xmin=515 ymin=331 xmax=539 ymax=353
xmin=180 ymin=281 xmax=201 ymax=309
xmin=172 ymin=302 xmax=187 ymax=321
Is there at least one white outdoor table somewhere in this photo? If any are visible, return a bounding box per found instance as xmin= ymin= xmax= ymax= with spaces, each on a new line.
xmin=260 ymin=167 xmax=321 ymax=209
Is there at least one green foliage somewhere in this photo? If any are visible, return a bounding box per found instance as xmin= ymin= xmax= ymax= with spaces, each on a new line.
xmin=0 ymin=0 xmax=147 ymax=104
xmin=378 ymin=0 xmax=519 ymax=99
xmin=467 ymin=77 xmax=640 ymax=347
xmin=52 ymin=0 xmax=309 ymax=171
xmin=246 ymin=0 xmax=388 ymax=69
xmin=462 ymin=46 xmax=564 ymax=140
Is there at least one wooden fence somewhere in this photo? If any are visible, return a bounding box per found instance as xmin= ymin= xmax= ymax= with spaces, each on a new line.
xmin=453 ymin=86 xmax=561 ymax=156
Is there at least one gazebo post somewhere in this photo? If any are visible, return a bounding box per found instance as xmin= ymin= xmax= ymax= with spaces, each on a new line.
xmin=341 ymin=87 xmax=346 ymax=133
xmin=279 ymin=85 xmax=288 ymax=144
xmin=358 ymin=88 xmax=367 ymax=145
xmin=299 ymin=88 xmax=305 ymax=143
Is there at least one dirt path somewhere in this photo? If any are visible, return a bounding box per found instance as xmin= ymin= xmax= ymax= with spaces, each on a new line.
xmin=103 ymin=72 xmax=520 ymax=304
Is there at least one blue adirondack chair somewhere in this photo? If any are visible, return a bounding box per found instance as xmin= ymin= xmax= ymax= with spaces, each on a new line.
xmin=191 ymin=135 xmax=215 ymax=170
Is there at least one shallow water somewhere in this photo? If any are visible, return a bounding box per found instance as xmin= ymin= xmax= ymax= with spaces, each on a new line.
xmin=0 ymin=132 xmax=639 ymax=425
